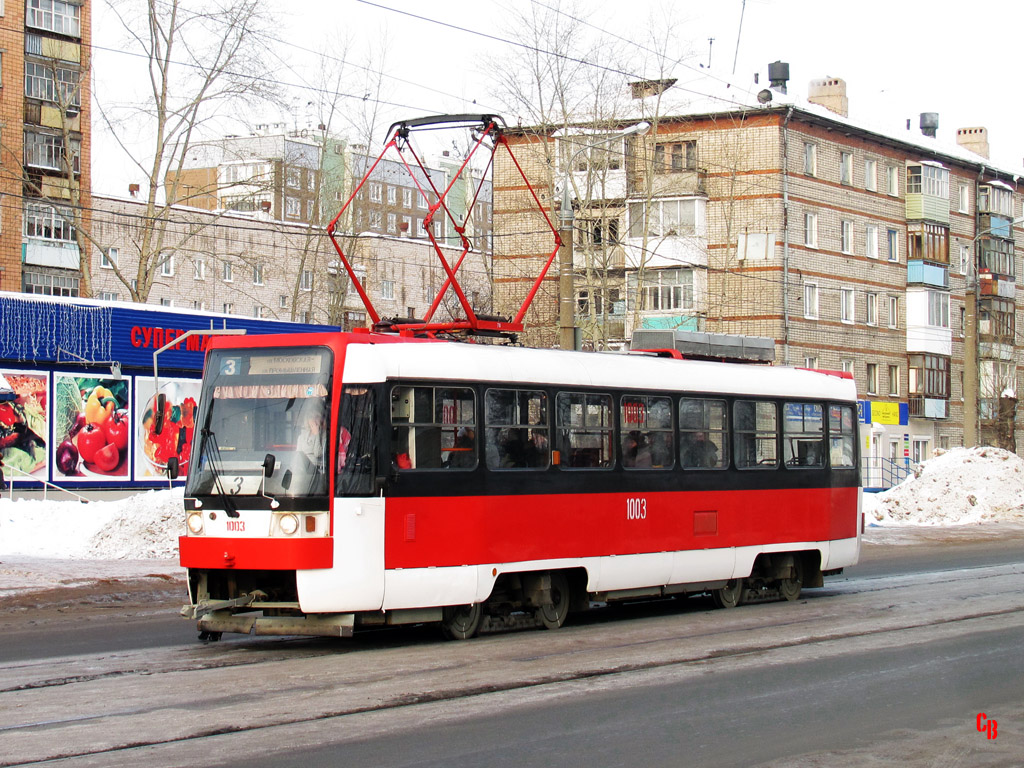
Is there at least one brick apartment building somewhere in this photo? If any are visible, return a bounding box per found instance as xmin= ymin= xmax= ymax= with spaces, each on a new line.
xmin=0 ymin=0 xmax=91 ymax=297
xmin=492 ymin=70 xmax=1023 ymax=464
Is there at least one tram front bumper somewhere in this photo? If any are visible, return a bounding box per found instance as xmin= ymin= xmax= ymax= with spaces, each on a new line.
xmin=194 ymin=609 xmax=356 ymax=638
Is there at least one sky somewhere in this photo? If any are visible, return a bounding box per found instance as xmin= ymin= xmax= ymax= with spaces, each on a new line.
xmin=90 ymin=0 xmax=1024 ymax=197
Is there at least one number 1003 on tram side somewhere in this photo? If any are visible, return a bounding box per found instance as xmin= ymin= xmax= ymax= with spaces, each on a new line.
xmin=178 ymin=330 xmax=861 ymax=641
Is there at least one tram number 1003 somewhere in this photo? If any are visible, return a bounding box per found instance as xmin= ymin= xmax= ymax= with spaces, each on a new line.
xmin=626 ymin=498 xmax=648 ymax=520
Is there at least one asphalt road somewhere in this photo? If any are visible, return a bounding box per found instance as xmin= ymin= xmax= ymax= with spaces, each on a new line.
xmin=2 ymin=525 xmax=1023 ymax=767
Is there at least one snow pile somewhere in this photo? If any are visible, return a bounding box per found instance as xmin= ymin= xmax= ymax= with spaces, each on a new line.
xmin=865 ymin=447 xmax=1024 ymax=526
xmin=0 ymin=488 xmax=184 ymax=559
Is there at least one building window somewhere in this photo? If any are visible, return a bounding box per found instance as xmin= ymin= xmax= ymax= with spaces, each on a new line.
xmin=887 ymin=166 xmax=899 ymax=196
xmin=25 ymin=59 xmax=80 ymax=106
xmin=804 ymin=212 xmax=818 ymax=248
xmin=301 ymin=269 xmax=313 ymax=291
xmin=286 ymin=167 xmax=300 ymax=188
xmin=959 ymin=244 xmax=970 ymax=275
xmin=279 ymin=295 xmax=288 ymax=309
xmin=803 ymin=283 xmax=818 ymax=319
xmin=909 ymin=354 xmax=950 ymax=400
xmin=888 ymin=296 xmax=899 ymax=329
xmin=978 ymin=184 xmax=1014 ymax=216
xmin=98 ymin=291 xmax=119 ymax=302
xmin=804 ymin=356 xmax=818 ymax=369
xmin=26 ymin=0 xmax=81 ymax=36
xmin=628 ymin=198 xmax=701 ymax=238
xmin=387 ymin=186 xmax=397 ymax=205
xmin=402 ymin=188 xmax=412 ymax=208
xmin=841 ymin=359 xmax=854 ymax=374
xmin=840 ymin=288 xmax=854 ymax=323
xmin=369 ymin=211 xmax=383 ymax=229
xmin=222 ymin=262 xmax=233 ymax=282
xmin=193 ymin=257 xmax=206 ymax=280
xmin=24 ymin=130 xmax=80 ymax=173
xmin=840 ymin=152 xmax=852 ymax=185
xmin=840 ymin=220 xmax=853 ymax=254
xmin=866 ymin=363 xmax=878 ymax=395
xmin=865 ymin=224 xmax=878 ymax=258
xmin=866 ymin=292 xmax=878 ymax=326
xmin=887 ymin=229 xmax=899 ymax=262
xmin=369 ymin=183 xmax=382 ymax=203
xmin=865 ymin=158 xmax=877 ymax=191
xmin=159 ymin=298 xmax=173 ymax=307
xmin=888 ymin=365 xmax=900 ymax=396
xmin=907 ymin=163 xmax=950 ymax=198
xmin=253 ymin=305 xmax=266 ymax=319
xmin=958 ymin=182 xmax=970 ymax=214
xmin=285 ymin=197 xmax=301 ymax=218
xmin=22 ymin=270 xmax=79 ymax=296
xmin=159 ymin=252 xmax=174 ymax=277
xmin=979 ymin=297 xmax=1015 ymax=340
xmin=101 ymin=247 xmax=117 ymax=269
xmin=222 ymin=302 xmax=233 ymax=314
xmin=387 ymin=213 xmax=397 ymax=233
xmin=381 ymin=279 xmax=395 ymax=300
xmin=803 ymin=142 xmax=817 ymax=176
xmin=655 ymin=141 xmax=697 ymax=172
xmin=927 ymin=290 xmax=950 ymax=328
xmin=300 ymin=311 xmax=311 ymax=324
xmin=402 ymin=215 xmax=414 ymax=235
xmin=908 ymin=222 xmax=950 ymax=264
xmin=253 ymin=263 xmax=264 ymax=285
xmin=641 ymin=268 xmax=693 ymax=311
xmin=24 ymin=201 xmax=75 ymax=241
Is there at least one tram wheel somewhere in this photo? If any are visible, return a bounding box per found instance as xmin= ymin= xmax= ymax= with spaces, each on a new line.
xmin=441 ymin=603 xmax=483 ymax=640
xmin=778 ymin=560 xmax=803 ymax=602
xmin=711 ymin=579 xmax=744 ymax=609
xmin=536 ymin=572 xmax=571 ymax=630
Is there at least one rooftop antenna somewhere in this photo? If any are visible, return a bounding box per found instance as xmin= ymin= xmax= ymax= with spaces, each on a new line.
xmin=732 ymin=0 xmax=746 ymax=75
xmin=707 ymin=37 xmax=714 ymax=69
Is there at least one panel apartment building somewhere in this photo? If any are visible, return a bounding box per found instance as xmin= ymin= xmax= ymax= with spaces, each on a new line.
xmin=492 ymin=69 xmax=1023 ymax=463
xmin=0 ymin=0 xmax=91 ymax=297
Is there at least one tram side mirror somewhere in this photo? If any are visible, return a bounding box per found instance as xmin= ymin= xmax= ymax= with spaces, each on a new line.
xmin=154 ymin=393 xmax=167 ymax=435
xmin=263 ymin=453 xmax=276 ymax=478
xmin=166 ymin=456 xmax=180 ymax=480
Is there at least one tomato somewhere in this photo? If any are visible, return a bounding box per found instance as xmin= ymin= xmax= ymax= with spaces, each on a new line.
xmin=93 ymin=442 xmax=120 ymax=473
xmin=76 ymin=423 xmax=107 ymax=464
xmin=104 ymin=409 xmax=129 ymax=452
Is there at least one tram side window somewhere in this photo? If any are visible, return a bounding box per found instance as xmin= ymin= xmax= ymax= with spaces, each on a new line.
xmin=620 ymin=395 xmax=674 ymax=469
xmin=390 ymin=385 xmax=476 ymax=470
xmin=734 ymin=400 xmax=778 ymax=469
xmin=829 ymin=404 xmax=857 ymax=468
xmin=783 ymin=402 xmax=825 ymax=468
xmin=336 ymin=386 xmax=375 ymax=495
xmin=679 ymin=398 xmax=728 ymax=469
xmin=484 ymin=388 xmax=549 ymax=469
xmin=556 ymin=392 xmax=614 ymax=469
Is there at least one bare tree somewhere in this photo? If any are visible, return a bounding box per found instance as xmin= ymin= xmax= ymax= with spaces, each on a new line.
xmin=95 ymin=0 xmax=279 ymax=303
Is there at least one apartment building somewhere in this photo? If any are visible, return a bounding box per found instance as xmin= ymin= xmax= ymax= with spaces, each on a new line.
xmin=492 ymin=70 xmax=1023 ymax=461
xmin=89 ymin=194 xmax=493 ymax=331
xmin=1 ymin=0 xmax=91 ymax=297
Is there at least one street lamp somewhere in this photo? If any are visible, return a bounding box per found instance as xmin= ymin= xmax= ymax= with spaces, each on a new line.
xmin=558 ymin=121 xmax=651 ymax=350
xmin=963 ymin=213 xmax=1024 ymax=446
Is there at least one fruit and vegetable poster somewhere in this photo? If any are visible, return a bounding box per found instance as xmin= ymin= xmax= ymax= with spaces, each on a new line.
xmin=134 ymin=377 xmax=200 ymax=480
xmin=0 ymin=370 xmax=49 ymax=482
xmin=53 ymin=374 xmax=132 ymax=480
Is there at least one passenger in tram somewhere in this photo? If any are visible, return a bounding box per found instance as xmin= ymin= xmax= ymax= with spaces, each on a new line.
xmin=498 ymin=429 xmax=528 ymax=468
xmin=623 ymin=431 xmax=653 ymax=468
xmin=448 ymin=427 xmax=476 ymax=468
xmin=682 ymin=431 xmax=719 ymax=468
xmin=524 ymin=430 xmax=549 ymax=467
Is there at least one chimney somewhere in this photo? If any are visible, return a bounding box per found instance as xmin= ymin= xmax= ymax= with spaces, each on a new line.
xmin=807 ymin=77 xmax=848 ymax=117
xmin=920 ymin=112 xmax=939 ymax=138
xmin=768 ymin=61 xmax=790 ymax=94
xmin=957 ymin=127 xmax=990 ymax=159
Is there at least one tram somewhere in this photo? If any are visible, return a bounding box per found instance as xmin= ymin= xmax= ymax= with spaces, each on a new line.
xmin=177 ymin=331 xmax=861 ymax=639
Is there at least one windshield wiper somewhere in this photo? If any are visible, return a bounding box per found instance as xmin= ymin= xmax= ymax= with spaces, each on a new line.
xmin=199 ymin=427 xmax=239 ymax=518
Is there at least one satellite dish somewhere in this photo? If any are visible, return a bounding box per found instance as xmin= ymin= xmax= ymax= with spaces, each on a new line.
xmin=757 ymin=89 xmax=773 ymax=105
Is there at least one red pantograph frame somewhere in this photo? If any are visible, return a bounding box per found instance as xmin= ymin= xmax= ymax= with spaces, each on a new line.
xmin=326 ymin=114 xmax=560 ymax=337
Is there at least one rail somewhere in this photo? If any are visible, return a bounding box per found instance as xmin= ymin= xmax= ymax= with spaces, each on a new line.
xmin=862 ymin=456 xmax=917 ymax=492
xmin=2 ymin=463 xmax=94 ymax=503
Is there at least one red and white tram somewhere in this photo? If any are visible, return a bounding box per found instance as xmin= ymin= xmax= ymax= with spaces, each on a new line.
xmin=178 ymin=331 xmax=861 ymax=640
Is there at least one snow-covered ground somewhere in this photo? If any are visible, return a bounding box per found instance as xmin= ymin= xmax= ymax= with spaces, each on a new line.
xmin=0 ymin=447 xmax=1021 ymax=596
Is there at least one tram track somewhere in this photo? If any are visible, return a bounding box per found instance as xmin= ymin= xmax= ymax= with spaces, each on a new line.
xmin=2 ymin=559 xmax=1024 ymax=767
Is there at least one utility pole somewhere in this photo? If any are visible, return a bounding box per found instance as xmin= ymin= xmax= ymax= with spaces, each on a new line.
xmin=558 ymin=186 xmax=576 ymax=350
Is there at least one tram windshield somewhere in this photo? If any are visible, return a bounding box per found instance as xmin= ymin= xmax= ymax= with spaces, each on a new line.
xmin=184 ymin=346 xmax=333 ymax=499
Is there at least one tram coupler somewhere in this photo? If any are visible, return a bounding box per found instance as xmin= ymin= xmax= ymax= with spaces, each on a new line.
xmin=181 ymin=591 xmax=266 ymax=619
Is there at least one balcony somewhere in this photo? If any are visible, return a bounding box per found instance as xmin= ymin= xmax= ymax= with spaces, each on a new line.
xmin=908 ymin=396 xmax=947 ymax=419
xmin=906 ymin=260 xmax=949 ymax=288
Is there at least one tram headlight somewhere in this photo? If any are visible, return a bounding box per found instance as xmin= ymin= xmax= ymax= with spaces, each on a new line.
xmin=186 ymin=512 xmax=204 ymax=535
xmin=279 ymin=514 xmax=299 ymax=536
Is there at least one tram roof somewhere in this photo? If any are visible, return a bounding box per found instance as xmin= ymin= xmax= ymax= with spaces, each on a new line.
xmin=342 ymin=339 xmax=857 ymax=402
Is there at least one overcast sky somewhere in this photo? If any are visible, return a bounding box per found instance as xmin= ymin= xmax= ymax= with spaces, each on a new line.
xmin=91 ymin=0 xmax=1024 ymax=196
